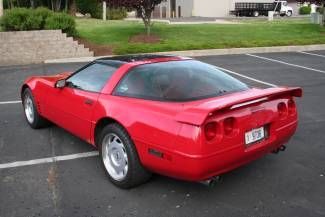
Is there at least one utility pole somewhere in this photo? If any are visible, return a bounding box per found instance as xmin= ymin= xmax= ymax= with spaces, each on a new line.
xmin=0 ymin=0 xmax=4 ymax=17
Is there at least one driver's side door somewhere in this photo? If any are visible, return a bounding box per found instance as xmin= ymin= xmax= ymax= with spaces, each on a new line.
xmin=45 ymin=63 xmax=116 ymax=142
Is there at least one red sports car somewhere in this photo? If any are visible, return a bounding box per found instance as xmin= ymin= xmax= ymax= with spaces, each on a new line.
xmin=21 ymin=55 xmax=302 ymax=188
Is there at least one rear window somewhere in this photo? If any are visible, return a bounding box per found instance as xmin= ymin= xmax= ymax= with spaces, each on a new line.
xmin=114 ymin=60 xmax=249 ymax=102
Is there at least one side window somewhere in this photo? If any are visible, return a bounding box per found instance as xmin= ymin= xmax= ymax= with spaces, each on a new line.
xmin=114 ymin=66 xmax=161 ymax=99
xmin=66 ymin=63 xmax=117 ymax=92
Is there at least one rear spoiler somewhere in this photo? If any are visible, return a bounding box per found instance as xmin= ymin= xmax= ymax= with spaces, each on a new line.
xmin=175 ymin=87 xmax=302 ymax=126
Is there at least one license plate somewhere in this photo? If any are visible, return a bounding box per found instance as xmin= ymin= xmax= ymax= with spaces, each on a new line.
xmin=245 ymin=127 xmax=265 ymax=145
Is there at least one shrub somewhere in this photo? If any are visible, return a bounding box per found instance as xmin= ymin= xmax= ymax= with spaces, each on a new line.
xmin=299 ymin=6 xmax=311 ymax=15
xmin=0 ymin=8 xmax=43 ymax=31
xmin=0 ymin=8 xmax=76 ymax=36
xmin=76 ymin=0 xmax=102 ymax=19
xmin=108 ymin=8 xmax=127 ymax=20
xmin=34 ymin=7 xmax=53 ymax=29
xmin=45 ymin=13 xmax=77 ymax=36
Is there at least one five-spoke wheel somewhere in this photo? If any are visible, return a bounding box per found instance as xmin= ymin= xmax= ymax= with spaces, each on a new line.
xmin=98 ymin=123 xmax=151 ymax=188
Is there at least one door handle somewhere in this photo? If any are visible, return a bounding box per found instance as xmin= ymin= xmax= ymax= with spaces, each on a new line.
xmin=84 ymin=99 xmax=93 ymax=105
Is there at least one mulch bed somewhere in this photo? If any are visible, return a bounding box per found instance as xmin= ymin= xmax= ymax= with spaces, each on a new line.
xmin=129 ymin=34 xmax=162 ymax=44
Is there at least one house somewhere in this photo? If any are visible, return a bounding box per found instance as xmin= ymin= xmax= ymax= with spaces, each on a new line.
xmin=152 ymin=0 xmax=298 ymax=18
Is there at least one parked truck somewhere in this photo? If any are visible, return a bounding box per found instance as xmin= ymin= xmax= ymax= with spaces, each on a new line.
xmin=232 ymin=0 xmax=293 ymax=17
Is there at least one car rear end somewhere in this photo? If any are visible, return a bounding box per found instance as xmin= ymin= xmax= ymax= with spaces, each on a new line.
xmin=168 ymin=87 xmax=302 ymax=181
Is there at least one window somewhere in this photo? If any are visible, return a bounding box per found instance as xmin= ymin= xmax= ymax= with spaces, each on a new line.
xmin=114 ymin=60 xmax=249 ymax=102
xmin=66 ymin=63 xmax=117 ymax=92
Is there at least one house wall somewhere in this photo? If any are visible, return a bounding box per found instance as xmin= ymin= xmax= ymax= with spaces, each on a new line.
xmin=176 ymin=0 xmax=194 ymax=17
xmin=193 ymin=0 xmax=232 ymax=17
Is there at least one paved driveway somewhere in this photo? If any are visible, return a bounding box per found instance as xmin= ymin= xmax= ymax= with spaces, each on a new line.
xmin=0 ymin=51 xmax=324 ymax=217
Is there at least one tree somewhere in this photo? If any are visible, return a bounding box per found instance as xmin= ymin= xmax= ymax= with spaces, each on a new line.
xmin=107 ymin=0 xmax=162 ymax=35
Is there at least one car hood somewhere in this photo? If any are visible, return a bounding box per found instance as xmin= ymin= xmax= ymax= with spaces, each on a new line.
xmin=25 ymin=72 xmax=72 ymax=86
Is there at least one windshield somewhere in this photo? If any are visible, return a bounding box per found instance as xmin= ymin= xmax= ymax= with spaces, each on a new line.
xmin=114 ymin=60 xmax=249 ymax=102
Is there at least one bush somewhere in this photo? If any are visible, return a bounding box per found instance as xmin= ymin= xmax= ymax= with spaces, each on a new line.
xmin=76 ymin=0 xmax=102 ymax=19
xmin=0 ymin=8 xmax=43 ymax=31
xmin=299 ymin=6 xmax=311 ymax=15
xmin=45 ymin=13 xmax=77 ymax=36
xmin=0 ymin=8 xmax=76 ymax=36
xmin=34 ymin=7 xmax=53 ymax=29
xmin=108 ymin=8 xmax=127 ymax=20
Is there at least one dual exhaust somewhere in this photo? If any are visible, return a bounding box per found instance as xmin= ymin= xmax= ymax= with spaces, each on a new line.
xmin=272 ymin=145 xmax=286 ymax=154
xmin=200 ymin=145 xmax=287 ymax=187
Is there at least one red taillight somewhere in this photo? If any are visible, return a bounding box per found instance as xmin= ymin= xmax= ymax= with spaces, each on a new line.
xmin=288 ymin=99 xmax=297 ymax=115
xmin=205 ymin=122 xmax=217 ymax=141
xmin=278 ymin=102 xmax=288 ymax=119
xmin=224 ymin=117 xmax=236 ymax=136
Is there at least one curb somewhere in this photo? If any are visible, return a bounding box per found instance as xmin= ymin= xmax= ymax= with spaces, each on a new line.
xmin=44 ymin=44 xmax=325 ymax=64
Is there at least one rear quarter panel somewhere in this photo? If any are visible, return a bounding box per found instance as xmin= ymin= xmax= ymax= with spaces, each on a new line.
xmin=92 ymin=95 xmax=189 ymax=168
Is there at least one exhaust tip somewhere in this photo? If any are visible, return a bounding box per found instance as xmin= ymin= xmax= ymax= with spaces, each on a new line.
xmin=280 ymin=145 xmax=286 ymax=151
xmin=272 ymin=145 xmax=287 ymax=154
xmin=199 ymin=176 xmax=221 ymax=187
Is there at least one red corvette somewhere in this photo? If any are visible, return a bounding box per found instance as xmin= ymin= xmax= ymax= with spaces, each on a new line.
xmin=21 ymin=55 xmax=302 ymax=188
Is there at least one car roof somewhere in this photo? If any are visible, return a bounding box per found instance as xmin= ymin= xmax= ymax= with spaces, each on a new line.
xmin=94 ymin=54 xmax=188 ymax=67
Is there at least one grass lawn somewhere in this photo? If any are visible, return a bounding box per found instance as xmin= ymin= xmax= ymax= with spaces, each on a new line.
xmin=76 ymin=18 xmax=325 ymax=55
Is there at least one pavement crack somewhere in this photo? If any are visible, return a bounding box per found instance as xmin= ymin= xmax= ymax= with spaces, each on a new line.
xmin=47 ymin=127 xmax=61 ymax=216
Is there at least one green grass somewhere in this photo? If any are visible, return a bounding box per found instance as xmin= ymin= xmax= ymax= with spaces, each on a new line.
xmin=76 ymin=18 xmax=325 ymax=55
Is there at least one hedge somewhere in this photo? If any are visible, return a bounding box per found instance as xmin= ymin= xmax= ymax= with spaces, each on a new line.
xmin=45 ymin=13 xmax=76 ymax=36
xmin=0 ymin=7 xmax=77 ymax=36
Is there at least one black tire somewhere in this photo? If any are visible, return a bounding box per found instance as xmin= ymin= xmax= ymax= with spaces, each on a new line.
xmin=286 ymin=11 xmax=292 ymax=17
xmin=98 ymin=123 xmax=151 ymax=188
xmin=253 ymin=11 xmax=259 ymax=17
xmin=22 ymin=88 xmax=50 ymax=129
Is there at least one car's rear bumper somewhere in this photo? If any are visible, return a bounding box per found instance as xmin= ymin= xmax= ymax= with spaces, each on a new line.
xmin=141 ymin=121 xmax=297 ymax=182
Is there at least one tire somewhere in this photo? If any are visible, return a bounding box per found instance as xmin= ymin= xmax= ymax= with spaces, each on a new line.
xmin=253 ymin=11 xmax=259 ymax=17
xmin=286 ymin=11 xmax=292 ymax=17
xmin=98 ymin=123 xmax=151 ymax=188
xmin=22 ymin=88 xmax=50 ymax=129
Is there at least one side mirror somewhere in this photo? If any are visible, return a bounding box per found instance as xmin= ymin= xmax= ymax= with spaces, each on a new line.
xmin=55 ymin=79 xmax=66 ymax=88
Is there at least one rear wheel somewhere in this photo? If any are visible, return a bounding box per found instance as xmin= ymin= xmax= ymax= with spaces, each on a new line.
xmin=22 ymin=88 xmax=49 ymax=129
xmin=286 ymin=10 xmax=292 ymax=17
xmin=98 ymin=123 xmax=151 ymax=188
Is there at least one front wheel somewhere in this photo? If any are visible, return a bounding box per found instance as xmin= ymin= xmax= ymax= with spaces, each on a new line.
xmin=22 ymin=88 xmax=49 ymax=129
xmin=99 ymin=123 xmax=151 ymax=188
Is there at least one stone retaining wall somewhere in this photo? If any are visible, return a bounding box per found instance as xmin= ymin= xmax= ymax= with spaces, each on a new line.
xmin=0 ymin=30 xmax=94 ymax=66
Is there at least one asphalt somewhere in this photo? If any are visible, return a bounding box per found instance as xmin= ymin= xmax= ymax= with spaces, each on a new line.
xmin=0 ymin=51 xmax=325 ymax=217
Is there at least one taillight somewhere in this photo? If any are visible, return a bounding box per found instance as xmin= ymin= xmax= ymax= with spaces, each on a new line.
xmin=277 ymin=102 xmax=288 ymax=119
xmin=288 ymin=99 xmax=297 ymax=115
xmin=204 ymin=122 xmax=218 ymax=141
xmin=223 ymin=117 xmax=237 ymax=136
